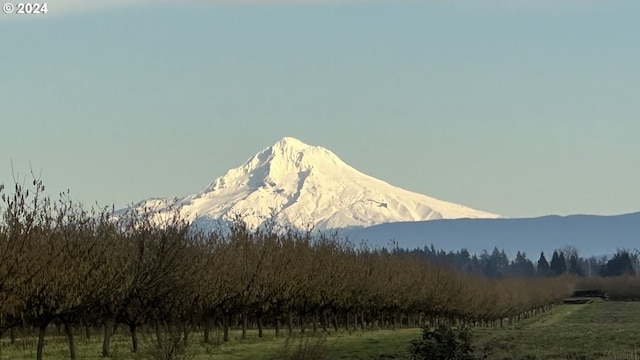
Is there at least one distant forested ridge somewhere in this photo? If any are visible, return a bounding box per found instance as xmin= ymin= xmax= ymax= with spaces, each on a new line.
xmin=342 ymin=213 xmax=640 ymax=258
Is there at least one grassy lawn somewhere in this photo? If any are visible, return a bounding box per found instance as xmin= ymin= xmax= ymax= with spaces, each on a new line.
xmin=0 ymin=328 xmax=420 ymax=360
xmin=2 ymin=302 xmax=640 ymax=359
xmin=474 ymin=301 xmax=640 ymax=359
xmin=199 ymin=329 xmax=419 ymax=360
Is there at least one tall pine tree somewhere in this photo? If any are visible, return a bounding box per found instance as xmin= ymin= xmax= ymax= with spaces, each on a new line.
xmin=567 ymin=254 xmax=584 ymax=276
xmin=550 ymin=250 xmax=567 ymax=276
xmin=537 ymin=252 xmax=550 ymax=277
xmin=510 ymin=251 xmax=536 ymax=278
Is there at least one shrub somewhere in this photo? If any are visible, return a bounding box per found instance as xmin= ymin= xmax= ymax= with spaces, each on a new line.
xmin=146 ymin=330 xmax=192 ymax=360
xmin=408 ymin=324 xmax=476 ymax=360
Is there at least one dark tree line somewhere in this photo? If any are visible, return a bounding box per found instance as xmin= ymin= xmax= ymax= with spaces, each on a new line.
xmin=0 ymin=179 xmax=577 ymax=359
xmin=398 ymin=244 xmax=638 ymax=280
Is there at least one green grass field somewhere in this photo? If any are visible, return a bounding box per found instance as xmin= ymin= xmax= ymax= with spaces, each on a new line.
xmin=475 ymin=301 xmax=640 ymax=359
xmin=0 ymin=327 xmax=421 ymax=360
xmin=2 ymin=301 xmax=640 ymax=359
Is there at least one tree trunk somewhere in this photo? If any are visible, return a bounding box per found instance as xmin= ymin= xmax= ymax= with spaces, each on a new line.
xmin=346 ymin=311 xmax=351 ymax=331
xmin=102 ymin=317 xmax=115 ymax=357
xmin=321 ymin=311 xmax=328 ymax=333
xmin=353 ymin=312 xmax=358 ymax=331
xmin=241 ymin=312 xmax=248 ymax=340
xmin=79 ymin=318 xmax=85 ymax=342
xmin=183 ymin=323 xmax=189 ymax=348
xmin=129 ymin=323 xmax=138 ymax=353
xmin=332 ymin=312 xmax=339 ymax=332
xmin=274 ymin=315 xmax=280 ymax=338
xmin=312 ymin=310 xmax=318 ymax=333
xmin=257 ymin=313 xmax=263 ymax=338
xmin=64 ymin=321 xmax=77 ymax=360
xmin=223 ymin=313 xmax=230 ymax=342
xmin=287 ymin=311 xmax=293 ymax=336
xmin=36 ymin=319 xmax=51 ymax=360
xmin=203 ymin=315 xmax=210 ymax=343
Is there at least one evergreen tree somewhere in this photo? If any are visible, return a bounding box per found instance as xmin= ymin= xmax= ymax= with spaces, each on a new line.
xmin=567 ymin=254 xmax=584 ymax=276
xmin=495 ymin=248 xmax=509 ymax=276
xmin=550 ymin=250 xmax=567 ymax=276
xmin=600 ymin=250 xmax=635 ymax=276
xmin=468 ymin=254 xmax=481 ymax=274
xmin=479 ymin=247 xmax=510 ymax=279
xmin=559 ymin=252 xmax=567 ymax=274
xmin=480 ymin=250 xmax=497 ymax=278
xmin=510 ymin=251 xmax=535 ymax=278
xmin=536 ymin=252 xmax=550 ymax=277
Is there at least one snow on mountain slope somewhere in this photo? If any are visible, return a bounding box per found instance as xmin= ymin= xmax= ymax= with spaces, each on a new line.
xmin=127 ymin=137 xmax=500 ymax=230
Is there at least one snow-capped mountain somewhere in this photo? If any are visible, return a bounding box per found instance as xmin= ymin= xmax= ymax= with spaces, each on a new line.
xmin=125 ymin=137 xmax=500 ymax=230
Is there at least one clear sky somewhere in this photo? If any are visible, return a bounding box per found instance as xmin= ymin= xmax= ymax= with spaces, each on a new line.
xmin=1 ymin=0 xmax=638 ymax=218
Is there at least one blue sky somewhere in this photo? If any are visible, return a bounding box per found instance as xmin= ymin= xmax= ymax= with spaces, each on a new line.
xmin=1 ymin=0 xmax=638 ymax=218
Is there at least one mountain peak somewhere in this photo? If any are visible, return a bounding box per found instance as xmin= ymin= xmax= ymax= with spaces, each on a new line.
xmin=131 ymin=137 xmax=500 ymax=231
xmin=202 ymin=137 xmax=341 ymax=195
xmin=263 ymin=137 xmax=344 ymax=170
xmin=268 ymin=136 xmax=315 ymax=163
xmin=273 ymin=136 xmax=308 ymax=150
